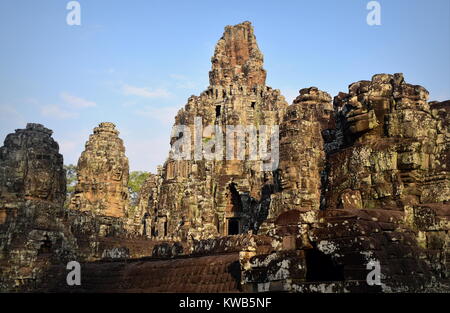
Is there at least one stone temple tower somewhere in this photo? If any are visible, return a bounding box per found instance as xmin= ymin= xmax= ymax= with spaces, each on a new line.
xmin=69 ymin=122 xmax=130 ymax=218
xmin=151 ymin=21 xmax=288 ymax=240
xmin=0 ymin=123 xmax=76 ymax=291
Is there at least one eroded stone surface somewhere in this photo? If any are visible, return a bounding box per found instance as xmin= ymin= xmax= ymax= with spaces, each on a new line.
xmin=132 ymin=169 xmax=163 ymax=237
xmin=0 ymin=123 xmax=66 ymax=205
xmin=0 ymin=124 xmax=77 ymax=291
xmin=69 ymin=122 xmax=130 ymax=218
xmin=246 ymin=206 xmax=449 ymax=292
xmin=324 ymin=74 xmax=449 ymax=210
xmin=149 ymin=21 xmax=288 ymax=241
xmin=268 ymin=87 xmax=333 ymax=218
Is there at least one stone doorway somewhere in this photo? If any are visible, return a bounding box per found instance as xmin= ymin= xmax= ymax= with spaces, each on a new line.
xmin=227 ymin=218 xmax=240 ymax=235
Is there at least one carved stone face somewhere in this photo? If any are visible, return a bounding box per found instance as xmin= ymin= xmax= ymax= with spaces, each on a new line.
xmin=32 ymin=170 xmax=52 ymax=199
xmin=279 ymin=164 xmax=300 ymax=191
xmin=26 ymin=156 xmax=54 ymax=200
xmin=344 ymin=96 xmax=374 ymax=135
xmin=343 ymin=81 xmax=393 ymax=137
xmin=111 ymin=167 xmax=123 ymax=181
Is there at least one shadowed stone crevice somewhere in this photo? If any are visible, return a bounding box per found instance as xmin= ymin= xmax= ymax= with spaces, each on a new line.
xmin=304 ymin=245 xmax=344 ymax=282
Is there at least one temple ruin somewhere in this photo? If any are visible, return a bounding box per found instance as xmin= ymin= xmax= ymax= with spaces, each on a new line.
xmin=0 ymin=22 xmax=448 ymax=293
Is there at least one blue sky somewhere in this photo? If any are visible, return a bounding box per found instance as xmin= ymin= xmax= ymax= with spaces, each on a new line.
xmin=0 ymin=0 xmax=449 ymax=172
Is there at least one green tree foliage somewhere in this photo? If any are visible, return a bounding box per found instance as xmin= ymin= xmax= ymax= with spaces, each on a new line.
xmin=64 ymin=164 xmax=77 ymax=208
xmin=64 ymin=164 xmax=77 ymax=195
xmin=128 ymin=171 xmax=150 ymax=207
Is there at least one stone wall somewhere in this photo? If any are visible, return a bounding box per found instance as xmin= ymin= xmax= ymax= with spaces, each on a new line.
xmin=245 ymin=207 xmax=448 ymax=292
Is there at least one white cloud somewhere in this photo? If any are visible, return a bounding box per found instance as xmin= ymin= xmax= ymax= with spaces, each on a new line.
xmin=122 ymin=84 xmax=171 ymax=98
xmin=38 ymin=92 xmax=95 ymax=120
xmin=169 ymin=74 xmax=199 ymax=89
xmin=59 ymin=140 xmax=78 ymax=153
xmin=0 ymin=105 xmax=25 ymax=144
xmin=41 ymin=104 xmax=79 ymax=119
xmin=169 ymin=74 xmax=186 ymax=80
xmin=61 ymin=92 xmax=96 ymax=108
xmin=0 ymin=105 xmax=25 ymax=123
xmin=135 ymin=105 xmax=180 ymax=123
xmin=24 ymin=98 xmax=39 ymax=105
xmin=121 ymin=100 xmax=138 ymax=107
xmin=55 ymin=128 xmax=91 ymax=165
xmin=177 ymin=81 xmax=198 ymax=89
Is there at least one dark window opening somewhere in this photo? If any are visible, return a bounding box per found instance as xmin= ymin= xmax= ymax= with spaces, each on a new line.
xmin=305 ymin=248 xmax=344 ymax=281
xmin=38 ymin=235 xmax=52 ymax=255
xmin=216 ymin=105 xmax=221 ymax=117
xmin=142 ymin=221 xmax=147 ymax=236
xmin=163 ymin=221 xmax=168 ymax=237
xmin=251 ymin=102 xmax=256 ymax=109
xmin=215 ymin=215 xmax=220 ymax=234
xmin=228 ymin=218 xmax=240 ymax=235
xmin=142 ymin=213 xmax=150 ymax=236
xmin=229 ymin=183 xmax=243 ymax=212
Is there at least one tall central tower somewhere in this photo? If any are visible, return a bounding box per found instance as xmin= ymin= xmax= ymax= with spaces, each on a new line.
xmin=150 ymin=21 xmax=288 ymax=241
